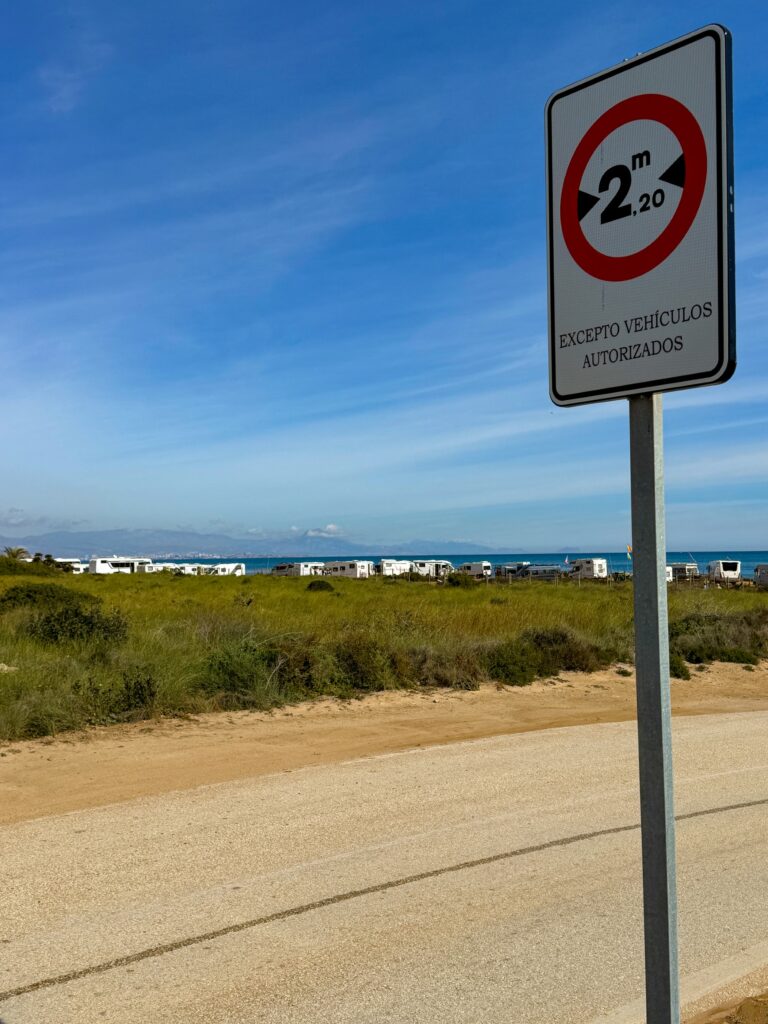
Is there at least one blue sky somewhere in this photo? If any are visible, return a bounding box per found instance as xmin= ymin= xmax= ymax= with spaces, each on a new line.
xmin=1 ymin=1 xmax=767 ymax=550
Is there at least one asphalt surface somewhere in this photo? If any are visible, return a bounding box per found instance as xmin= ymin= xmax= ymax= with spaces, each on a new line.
xmin=2 ymin=712 xmax=768 ymax=1023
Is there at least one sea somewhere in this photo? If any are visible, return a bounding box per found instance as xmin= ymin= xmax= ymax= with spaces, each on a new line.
xmin=169 ymin=551 xmax=768 ymax=577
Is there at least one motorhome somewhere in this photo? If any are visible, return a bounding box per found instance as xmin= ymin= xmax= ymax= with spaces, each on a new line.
xmin=754 ymin=565 xmax=768 ymax=590
xmin=666 ymin=566 xmax=674 ymax=583
xmin=378 ymin=559 xmax=413 ymax=577
xmin=669 ymin=562 xmax=698 ymax=582
xmin=55 ymin=558 xmax=88 ymax=575
xmin=520 ymin=564 xmax=561 ymax=581
xmin=495 ymin=562 xmax=530 ymax=579
xmin=89 ymin=557 xmax=153 ymax=574
xmin=411 ymin=560 xmax=454 ymax=578
xmin=707 ymin=560 xmax=741 ymax=584
xmin=200 ymin=563 xmax=246 ymax=576
xmin=323 ymin=560 xmax=376 ymax=579
xmin=457 ymin=561 xmax=492 ymax=579
xmin=271 ymin=562 xmax=325 ymax=577
xmin=568 ymin=558 xmax=608 ymax=580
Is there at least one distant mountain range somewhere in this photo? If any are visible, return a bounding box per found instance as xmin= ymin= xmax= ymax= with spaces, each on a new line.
xmin=0 ymin=529 xmax=495 ymax=560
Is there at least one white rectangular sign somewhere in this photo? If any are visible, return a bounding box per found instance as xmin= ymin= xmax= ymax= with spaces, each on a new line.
xmin=546 ymin=25 xmax=734 ymax=406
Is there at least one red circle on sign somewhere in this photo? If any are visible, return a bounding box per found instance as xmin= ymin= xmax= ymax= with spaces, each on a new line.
xmin=560 ymin=93 xmax=707 ymax=282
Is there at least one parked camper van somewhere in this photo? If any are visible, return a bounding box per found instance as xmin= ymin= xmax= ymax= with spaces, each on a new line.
xmin=707 ymin=560 xmax=741 ymax=584
xmin=495 ymin=562 xmax=530 ymax=579
xmin=568 ymin=558 xmax=608 ymax=580
xmin=272 ymin=562 xmax=325 ymax=577
xmin=201 ymin=563 xmax=246 ymax=576
xmin=666 ymin=566 xmax=673 ymax=583
xmin=520 ymin=564 xmax=561 ymax=581
xmin=669 ymin=562 xmax=698 ymax=582
xmin=323 ymin=560 xmax=375 ymax=579
xmin=457 ymin=561 xmax=492 ymax=579
xmin=754 ymin=565 xmax=768 ymax=590
xmin=378 ymin=559 xmax=413 ymax=577
xmin=89 ymin=557 xmax=153 ymax=574
xmin=411 ymin=560 xmax=454 ymax=578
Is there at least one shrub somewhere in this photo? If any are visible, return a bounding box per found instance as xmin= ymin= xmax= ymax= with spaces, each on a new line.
xmin=669 ymin=611 xmax=768 ymax=665
xmin=669 ymin=652 xmax=691 ymax=680
xmin=198 ymin=633 xmax=297 ymax=709
xmin=399 ymin=644 xmax=484 ymax=689
xmin=400 ymin=571 xmax=431 ymax=583
xmin=0 ymin=686 xmax=84 ymax=739
xmin=333 ymin=630 xmax=397 ymax=691
xmin=446 ymin=573 xmax=479 ymax=588
xmin=72 ymin=666 xmax=157 ymax=723
xmin=119 ymin=667 xmax=158 ymax=713
xmin=306 ymin=579 xmax=334 ymax=592
xmin=27 ymin=605 xmax=128 ymax=645
xmin=0 ymin=582 xmax=97 ymax=611
xmin=483 ymin=628 xmax=611 ymax=686
xmin=484 ymin=639 xmax=538 ymax=686
xmin=0 ymin=556 xmax=58 ymax=576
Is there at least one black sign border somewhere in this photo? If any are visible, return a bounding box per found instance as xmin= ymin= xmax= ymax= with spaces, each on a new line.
xmin=546 ymin=25 xmax=735 ymax=406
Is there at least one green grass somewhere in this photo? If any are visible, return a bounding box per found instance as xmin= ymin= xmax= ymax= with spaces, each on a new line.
xmin=0 ymin=573 xmax=766 ymax=741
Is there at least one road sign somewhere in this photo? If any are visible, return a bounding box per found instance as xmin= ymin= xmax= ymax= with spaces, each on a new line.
xmin=546 ymin=25 xmax=734 ymax=406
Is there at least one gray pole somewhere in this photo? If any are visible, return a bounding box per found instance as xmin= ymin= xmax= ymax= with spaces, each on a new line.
xmin=628 ymin=393 xmax=680 ymax=1024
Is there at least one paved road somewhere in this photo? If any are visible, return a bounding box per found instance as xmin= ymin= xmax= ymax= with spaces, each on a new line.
xmin=2 ymin=713 xmax=768 ymax=1023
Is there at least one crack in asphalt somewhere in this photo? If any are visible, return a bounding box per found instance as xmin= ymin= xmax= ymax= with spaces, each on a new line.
xmin=2 ymin=795 xmax=767 ymax=1002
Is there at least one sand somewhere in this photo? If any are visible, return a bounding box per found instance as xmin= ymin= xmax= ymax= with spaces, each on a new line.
xmin=693 ymin=994 xmax=768 ymax=1023
xmin=1 ymin=659 xmax=767 ymax=825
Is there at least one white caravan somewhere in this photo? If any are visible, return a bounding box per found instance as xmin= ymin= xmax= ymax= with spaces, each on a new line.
xmin=457 ymin=561 xmax=492 ymax=579
xmin=754 ymin=564 xmax=768 ymax=590
xmin=707 ymin=560 xmax=741 ymax=584
xmin=323 ymin=560 xmax=376 ymax=579
xmin=200 ymin=563 xmax=246 ymax=576
xmin=411 ymin=560 xmax=454 ymax=578
xmin=89 ymin=557 xmax=153 ymax=574
xmin=666 ymin=566 xmax=674 ymax=583
xmin=669 ymin=562 xmax=698 ymax=581
xmin=138 ymin=562 xmax=199 ymax=575
xmin=55 ymin=558 xmax=88 ymax=574
xmin=568 ymin=558 xmax=608 ymax=580
xmin=378 ymin=559 xmax=413 ymax=577
xmin=272 ymin=562 xmax=325 ymax=577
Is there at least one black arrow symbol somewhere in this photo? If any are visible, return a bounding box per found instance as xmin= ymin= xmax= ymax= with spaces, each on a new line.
xmin=577 ymin=190 xmax=600 ymax=221
xmin=659 ymin=154 xmax=685 ymax=188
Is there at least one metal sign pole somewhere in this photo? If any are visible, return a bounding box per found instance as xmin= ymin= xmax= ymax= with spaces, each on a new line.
xmin=628 ymin=392 xmax=680 ymax=1024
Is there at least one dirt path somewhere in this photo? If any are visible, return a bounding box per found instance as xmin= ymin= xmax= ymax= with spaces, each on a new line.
xmin=1 ymin=661 xmax=767 ymax=825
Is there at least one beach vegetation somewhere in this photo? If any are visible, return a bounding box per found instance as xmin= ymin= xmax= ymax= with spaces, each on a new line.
xmin=0 ymin=555 xmax=59 ymax=576
xmin=0 ymin=574 xmax=767 ymax=740
xmin=306 ymin=579 xmax=334 ymax=592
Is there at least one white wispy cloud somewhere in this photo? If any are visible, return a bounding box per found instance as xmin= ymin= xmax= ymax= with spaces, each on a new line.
xmin=38 ymin=30 xmax=111 ymax=114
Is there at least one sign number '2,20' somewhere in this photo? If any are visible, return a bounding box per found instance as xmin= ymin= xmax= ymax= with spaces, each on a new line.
xmin=579 ymin=145 xmax=686 ymax=227
xmin=599 ymin=155 xmax=665 ymax=224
